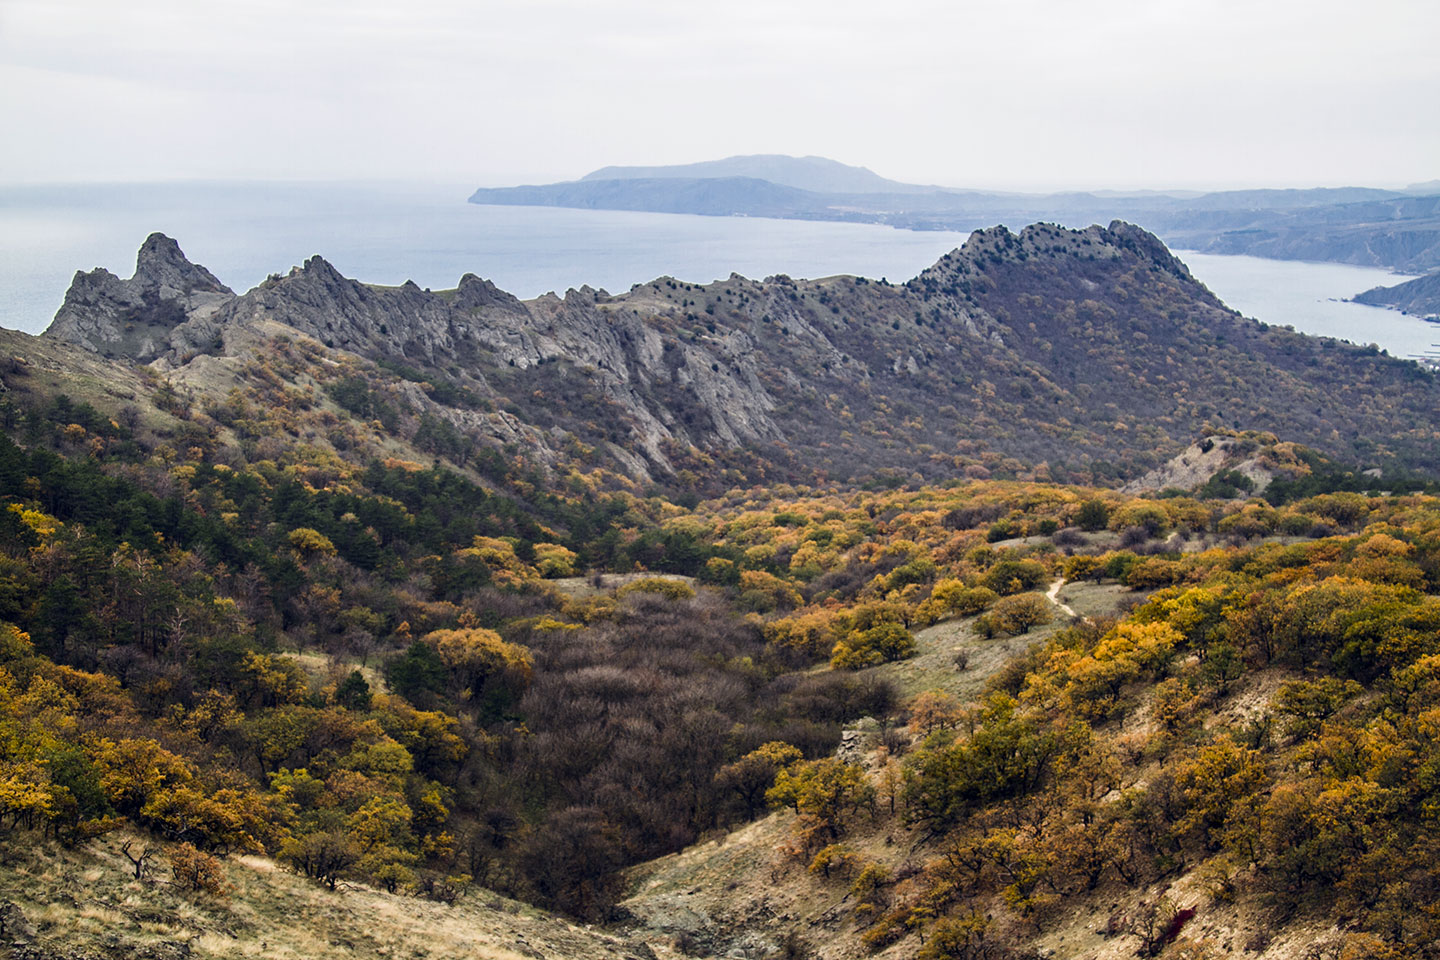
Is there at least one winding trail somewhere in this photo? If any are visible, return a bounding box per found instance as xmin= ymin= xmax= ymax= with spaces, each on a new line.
xmin=1045 ymin=577 xmax=1079 ymax=619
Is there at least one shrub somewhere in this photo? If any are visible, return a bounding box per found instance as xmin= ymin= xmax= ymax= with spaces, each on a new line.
xmin=1076 ymin=499 xmax=1111 ymax=531
xmin=616 ymin=576 xmax=696 ymax=601
xmin=831 ymin=622 xmax=915 ymax=669
xmin=282 ymin=831 xmax=361 ymax=890
xmin=980 ymin=559 xmax=1047 ymax=596
xmin=767 ymin=758 xmax=875 ymax=839
xmin=990 ymin=593 xmax=1053 ymax=635
xmin=168 ymin=842 xmax=231 ymax=897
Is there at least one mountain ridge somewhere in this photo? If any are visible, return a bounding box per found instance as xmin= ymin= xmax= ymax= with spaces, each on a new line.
xmin=9 ymin=227 xmax=1440 ymax=960
xmin=38 ymin=223 xmax=1440 ymax=492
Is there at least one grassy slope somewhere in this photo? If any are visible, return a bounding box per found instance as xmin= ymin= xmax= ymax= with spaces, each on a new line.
xmin=0 ymin=833 xmax=653 ymax=960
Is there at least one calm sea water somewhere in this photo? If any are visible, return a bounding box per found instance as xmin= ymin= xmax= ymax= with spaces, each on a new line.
xmin=0 ymin=181 xmax=973 ymax=334
xmin=1 ymin=181 xmax=1434 ymax=360
xmin=1177 ymin=252 xmax=1434 ymax=361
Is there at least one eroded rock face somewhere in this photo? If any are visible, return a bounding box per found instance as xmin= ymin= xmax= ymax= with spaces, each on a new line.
xmin=44 ymin=234 xmax=234 ymax=362
xmin=1120 ymin=435 xmax=1280 ymax=496
xmin=43 ymin=221 xmax=1440 ymax=486
xmin=185 ymin=257 xmax=462 ymax=365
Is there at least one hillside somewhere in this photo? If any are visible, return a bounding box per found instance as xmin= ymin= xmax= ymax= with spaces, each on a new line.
xmin=469 ymin=176 xmax=834 ymax=218
xmin=39 ymin=224 xmax=1440 ymax=495
xmin=1 ymin=366 xmax=1439 ymax=960
xmin=0 ymin=833 xmax=653 ymax=960
xmin=1161 ymin=194 xmax=1440 ymax=273
xmin=1353 ymin=270 xmax=1440 ymax=321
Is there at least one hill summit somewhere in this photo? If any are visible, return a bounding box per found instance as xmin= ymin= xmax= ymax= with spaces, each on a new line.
xmin=471 ymin=156 xmax=1440 ymax=274
xmin=579 ymin=154 xmax=941 ymax=195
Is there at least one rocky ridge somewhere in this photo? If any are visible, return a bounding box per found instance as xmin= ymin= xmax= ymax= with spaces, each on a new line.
xmin=47 ymin=234 xmax=234 ymax=362
xmin=40 ymin=222 xmax=1440 ymax=487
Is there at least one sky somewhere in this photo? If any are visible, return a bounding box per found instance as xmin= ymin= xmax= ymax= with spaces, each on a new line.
xmin=1 ymin=0 xmax=1436 ymax=192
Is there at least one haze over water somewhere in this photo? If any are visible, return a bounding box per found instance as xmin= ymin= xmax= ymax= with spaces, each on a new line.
xmin=1 ymin=181 xmax=1432 ymax=360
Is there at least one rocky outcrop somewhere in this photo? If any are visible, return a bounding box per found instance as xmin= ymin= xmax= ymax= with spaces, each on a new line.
xmin=0 ymin=900 xmax=36 ymax=941
xmin=1121 ymin=435 xmax=1281 ymax=496
xmin=44 ymin=234 xmax=233 ymax=361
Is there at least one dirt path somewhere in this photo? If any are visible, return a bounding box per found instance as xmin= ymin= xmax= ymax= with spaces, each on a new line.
xmin=1045 ymin=577 xmax=1080 ymax=619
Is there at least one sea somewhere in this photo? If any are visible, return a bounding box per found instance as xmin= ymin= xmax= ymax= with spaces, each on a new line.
xmin=1 ymin=180 xmax=1434 ymax=361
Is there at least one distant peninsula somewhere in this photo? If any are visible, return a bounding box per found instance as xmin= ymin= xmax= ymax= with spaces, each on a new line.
xmin=1353 ymin=270 xmax=1440 ymax=322
xmin=470 ymin=155 xmax=1440 ymax=274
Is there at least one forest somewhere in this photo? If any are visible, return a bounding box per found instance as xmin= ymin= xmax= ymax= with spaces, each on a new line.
xmin=2 ymin=341 xmax=1440 ymax=959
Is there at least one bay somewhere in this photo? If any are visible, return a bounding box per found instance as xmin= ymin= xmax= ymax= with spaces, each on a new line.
xmin=1177 ymin=251 xmax=1434 ymax=361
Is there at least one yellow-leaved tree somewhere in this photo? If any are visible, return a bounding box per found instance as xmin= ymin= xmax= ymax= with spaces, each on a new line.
xmin=423 ymin=628 xmax=533 ymax=719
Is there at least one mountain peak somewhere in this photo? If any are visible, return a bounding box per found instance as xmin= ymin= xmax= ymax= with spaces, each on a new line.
xmin=133 ymin=233 xmax=232 ymax=297
xmin=44 ymin=234 xmax=234 ymax=361
xmin=292 ymin=254 xmax=343 ymax=282
xmin=455 ymin=273 xmax=526 ymax=314
xmin=136 ymin=231 xmax=183 ymax=266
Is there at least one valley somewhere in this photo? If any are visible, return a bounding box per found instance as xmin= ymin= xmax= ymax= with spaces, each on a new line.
xmin=7 ymin=0 xmax=1438 ymax=954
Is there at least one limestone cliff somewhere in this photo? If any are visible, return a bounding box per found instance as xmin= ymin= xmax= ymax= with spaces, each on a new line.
xmin=45 ymin=233 xmax=234 ymax=361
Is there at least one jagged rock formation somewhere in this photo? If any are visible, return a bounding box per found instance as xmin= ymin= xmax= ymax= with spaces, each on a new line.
xmin=46 ymin=234 xmax=234 ymax=361
xmin=42 ymin=222 xmax=1440 ymax=486
xmin=172 ymin=257 xmax=463 ymax=364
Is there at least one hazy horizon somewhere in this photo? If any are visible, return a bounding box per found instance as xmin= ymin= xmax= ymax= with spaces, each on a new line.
xmin=2 ymin=0 xmax=1436 ymax=193
xmin=1 ymin=170 xmax=1433 ymax=197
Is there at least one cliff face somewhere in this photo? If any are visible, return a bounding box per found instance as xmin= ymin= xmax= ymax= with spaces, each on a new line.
xmin=41 ymin=222 xmax=1440 ymax=486
xmin=45 ymin=233 xmax=234 ymax=361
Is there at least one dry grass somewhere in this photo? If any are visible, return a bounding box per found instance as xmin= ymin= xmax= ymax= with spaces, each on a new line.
xmin=870 ymin=579 xmax=1146 ymax=703
xmin=873 ymin=614 xmax=1040 ymax=702
xmin=0 ymin=830 xmax=647 ymax=960
xmin=1054 ymin=579 xmax=1147 ymax=621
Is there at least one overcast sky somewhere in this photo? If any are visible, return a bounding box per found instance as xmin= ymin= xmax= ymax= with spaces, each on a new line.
xmin=1 ymin=0 xmax=1436 ymax=191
